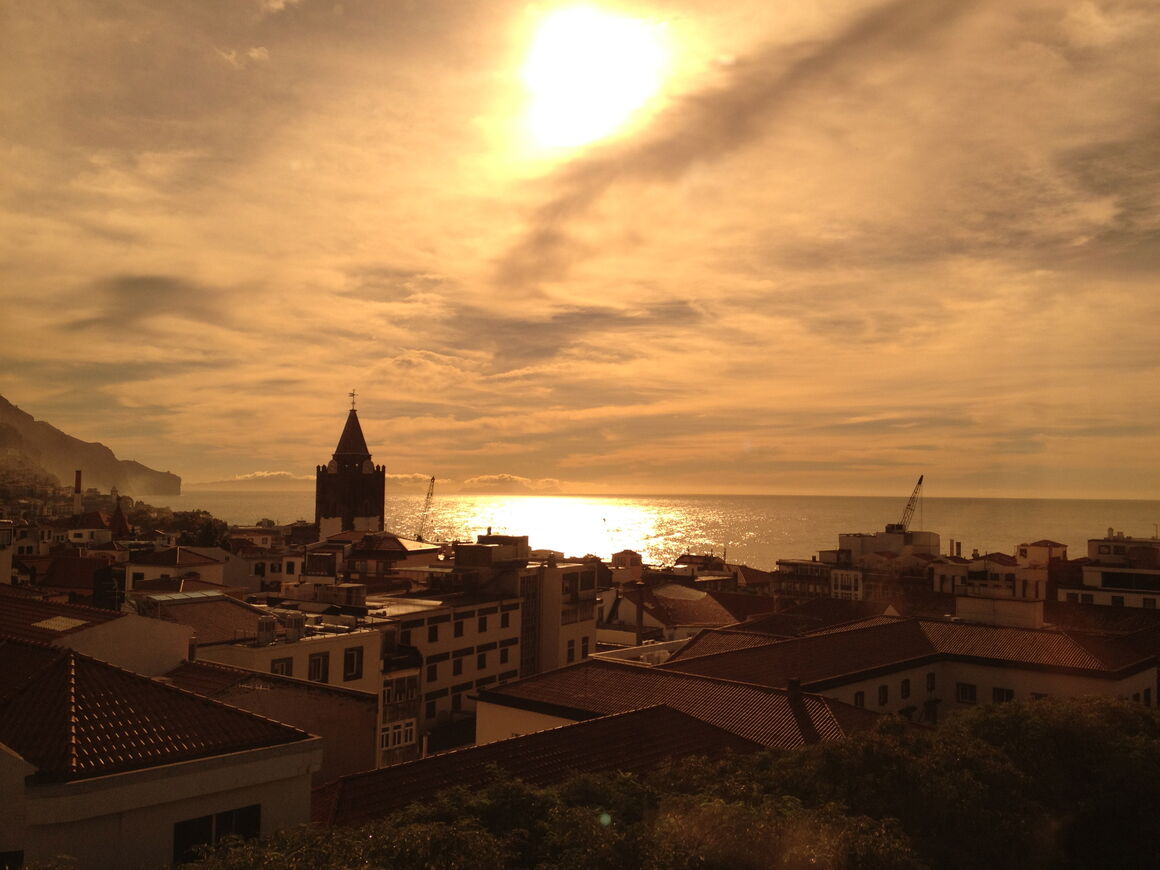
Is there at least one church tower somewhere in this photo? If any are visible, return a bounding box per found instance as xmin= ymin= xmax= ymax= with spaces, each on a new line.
xmin=315 ymin=396 xmax=386 ymax=540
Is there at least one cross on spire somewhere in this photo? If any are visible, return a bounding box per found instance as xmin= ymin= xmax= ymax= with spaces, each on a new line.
xmin=349 ymin=389 xmax=357 ymax=409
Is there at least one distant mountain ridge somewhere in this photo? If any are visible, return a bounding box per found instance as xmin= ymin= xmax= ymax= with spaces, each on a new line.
xmin=0 ymin=395 xmax=181 ymax=495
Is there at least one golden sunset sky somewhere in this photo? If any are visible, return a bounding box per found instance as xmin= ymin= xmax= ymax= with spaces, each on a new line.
xmin=2 ymin=0 xmax=1158 ymax=497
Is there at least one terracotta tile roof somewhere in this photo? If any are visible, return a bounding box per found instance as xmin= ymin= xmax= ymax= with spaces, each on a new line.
xmin=657 ymin=617 xmax=1154 ymax=691
xmin=132 ymin=576 xmax=238 ymax=596
xmin=314 ymin=705 xmax=762 ymax=827
xmin=730 ymin=600 xmax=897 ymax=638
xmin=165 ymin=659 xmax=373 ymax=700
xmin=0 ymin=639 xmax=311 ymax=782
xmin=477 ymin=659 xmax=871 ymax=749
xmin=667 ymin=629 xmax=784 ymax=661
xmin=128 ymin=547 xmax=222 ymax=568
xmin=35 ymin=556 xmax=110 ymax=590
xmin=626 ymin=584 xmax=779 ymax=629
xmin=976 ymin=552 xmax=1018 ymax=566
xmin=917 ymin=620 xmax=1146 ymax=671
xmin=0 ymin=590 xmax=123 ymax=644
xmin=140 ymin=592 xmax=278 ymax=645
xmin=1045 ymin=601 xmax=1160 ymax=634
xmin=730 ymin=564 xmax=774 ymax=587
xmin=660 ymin=619 xmax=936 ymax=689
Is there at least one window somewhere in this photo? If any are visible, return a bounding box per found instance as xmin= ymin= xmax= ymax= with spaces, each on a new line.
xmin=452 ymin=692 xmax=463 ymax=712
xmin=174 ymin=805 xmax=261 ymax=865
xmin=499 ymin=647 xmax=509 ymax=665
xmin=900 ymin=678 xmax=910 ymax=699
xmin=1145 ymin=598 xmax=1156 ymax=610
xmin=993 ymin=687 xmax=1015 ymax=703
xmin=426 ymin=663 xmax=438 ymax=682
xmin=454 ymin=620 xmax=464 ymax=637
xmin=1080 ymin=593 xmax=1094 ymax=604
xmin=501 ymin=612 xmax=510 ymax=628
xmin=877 ymin=685 xmax=888 ymax=706
xmin=400 ymin=630 xmax=412 ymax=645
xmin=453 ymin=658 xmax=463 ymax=676
xmin=131 ymin=571 xmax=144 ymax=583
xmin=478 ymin=615 xmax=488 ymax=632
xmin=380 ymin=718 xmax=417 ymax=749
xmin=477 ymin=652 xmax=487 ymax=669
xmin=428 ymin=625 xmax=439 ymax=643
xmin=343 ymin=647 xmax=363 ymax=681
xmin=853 ymin=691 xmax=865 ymax=708
xmin=567 ymin=639 xmax=576 ymax=664
xmin=1098 ymin=544 xmax=1111 ymax=554
xmin=926 ymin=672 xmax=936 ymax=692
xmin=308 ymin=652 xmax=330 ymax=683
xmin=425 ymin=700 xmax=437 ymax=719
xmin=581 ymin=636 xmax=589 ymax=658
xmin=956 ymin=682 xmax=977 ymax=704
xmin=285 ymin=561 xmax=295 ymax=575
xmin=1066 ymin=592 xmax=1079 ymax=603
xmin=270 ymin=657 xmax=293 ymax=677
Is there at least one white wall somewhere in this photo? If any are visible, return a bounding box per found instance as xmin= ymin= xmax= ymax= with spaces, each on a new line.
xmin=20 ymin=739 xmax=321 ymax=870
xmin=474 ymin=700 xmax=576 ymax=745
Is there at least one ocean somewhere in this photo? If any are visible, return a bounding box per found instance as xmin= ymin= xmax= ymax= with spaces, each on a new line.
xmin=154 ymin=491 xmax=1160 ymax=571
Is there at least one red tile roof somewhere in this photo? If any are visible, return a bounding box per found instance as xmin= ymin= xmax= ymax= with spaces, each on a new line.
xmin=0 ymin=588 xmax=123 ymax=644
xmin=314 ymin=705 xmax=762 ymax=827
xmin=477 ymin=659 xmax=873 ymax=749
xmin=140 ymin=592 xmax=278 ymax=645
xmin=622 ymin=584 xmax=779 ymax=630
xmin=657 ymin=617 xmax=1154 ymax=691
xmin=667 ymin=629 xmax=784 ymax=661
xmin=165 ymin=659 xmax=373 ymax=700
xmin=128 ymin=547 xmax=222 ymax=568
xmin=0 ymin=639 xmax=312 ymax=782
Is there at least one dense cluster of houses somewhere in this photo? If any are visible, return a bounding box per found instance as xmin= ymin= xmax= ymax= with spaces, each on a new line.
xmin=1 ymin=408 xmax=1158 ymax=868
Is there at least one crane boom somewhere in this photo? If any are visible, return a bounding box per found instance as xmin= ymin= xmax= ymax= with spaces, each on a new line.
xmin=886 ymin=474 xmax=923 ymax=534
xmin=415 ymin=475 xmax=436 ymax=541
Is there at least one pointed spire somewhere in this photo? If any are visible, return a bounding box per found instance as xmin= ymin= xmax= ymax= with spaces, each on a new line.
xmin=333 ymin=409 xmax=371 ymax=459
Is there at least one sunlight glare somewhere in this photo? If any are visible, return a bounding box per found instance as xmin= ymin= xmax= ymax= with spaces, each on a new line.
xmin=523 ymin=5 xmax=669 ymax=150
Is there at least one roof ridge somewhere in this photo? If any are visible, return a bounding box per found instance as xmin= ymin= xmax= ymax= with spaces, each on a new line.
xmin=66 ymin=651 xmax=79 ymax=775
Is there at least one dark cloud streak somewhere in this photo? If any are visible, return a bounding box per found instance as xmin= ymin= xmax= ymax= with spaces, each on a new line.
xmin=495 ymin=0 xmax=977 ymax=289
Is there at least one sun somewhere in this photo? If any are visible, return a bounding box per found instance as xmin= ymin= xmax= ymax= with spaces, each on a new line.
xmin=522 ymin=5 xmax=670 ymax=150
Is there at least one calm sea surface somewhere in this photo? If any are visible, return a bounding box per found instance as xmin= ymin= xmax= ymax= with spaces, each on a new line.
xmin=156 ymin=491 xmax=1160 ymax=571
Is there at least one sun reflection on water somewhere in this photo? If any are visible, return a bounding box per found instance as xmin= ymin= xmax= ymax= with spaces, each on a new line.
xmin=418 ymin=495 xmax=699 ymax=565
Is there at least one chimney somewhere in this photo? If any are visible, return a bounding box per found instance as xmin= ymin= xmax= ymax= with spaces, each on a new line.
xmin=786 ymin=677 xmax=820 ymax=744
xmin=187 ymin=634 xmax=198 ymax=662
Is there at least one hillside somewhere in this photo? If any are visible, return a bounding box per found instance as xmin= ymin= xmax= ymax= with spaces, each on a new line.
xmin=0 ymin=395 xmax=181 ymax=495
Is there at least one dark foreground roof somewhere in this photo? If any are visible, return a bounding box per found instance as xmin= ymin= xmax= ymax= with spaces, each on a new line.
xmin=0 ymin=639 xmax=312 ymax=782
xmin=476 ymin=659 xmax=880 ymax=749
xmin=313 ymin=705 xmax=761 ymax=827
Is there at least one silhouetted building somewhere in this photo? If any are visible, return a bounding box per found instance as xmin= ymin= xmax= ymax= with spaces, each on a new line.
xmin=315 ymin=408 xmax=385 ymax=540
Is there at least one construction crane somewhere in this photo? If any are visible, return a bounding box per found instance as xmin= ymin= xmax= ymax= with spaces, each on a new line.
xmin=885 ymin=474 xmax=923 ymax=534
xmin=414 ymin=475 xmax=436 ymax=541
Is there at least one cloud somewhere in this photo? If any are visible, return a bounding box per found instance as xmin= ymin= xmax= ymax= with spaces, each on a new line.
xmin=234 ymin=470 xmax=312 ymax=481
xmin=388 ymin=473 xmax=435 ymax=489
xmin=65 ymin=275 xmax=232 ymax=333
xmin=495 ymin=0 xmax=976 ymax=290
xmin=460 ymin=474 xmax=562 ymax=494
